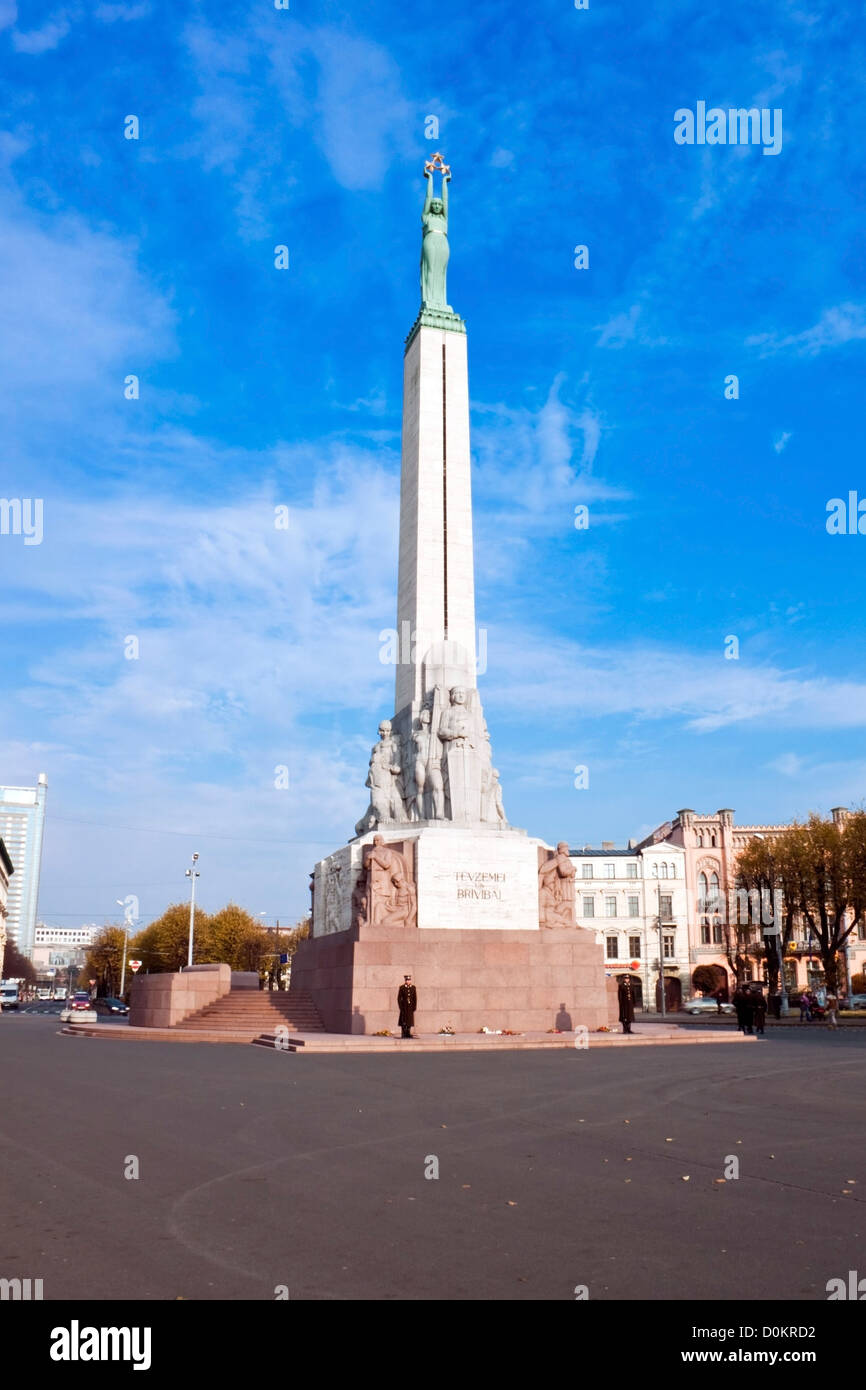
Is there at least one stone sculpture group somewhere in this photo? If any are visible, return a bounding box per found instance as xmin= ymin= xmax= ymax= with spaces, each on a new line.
xmin=355 ymin=685 xmax=507 ymax=834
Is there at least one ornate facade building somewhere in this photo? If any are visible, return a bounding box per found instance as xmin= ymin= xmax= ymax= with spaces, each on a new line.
xmin=633 ymin=806 xmax=865 ymax=1001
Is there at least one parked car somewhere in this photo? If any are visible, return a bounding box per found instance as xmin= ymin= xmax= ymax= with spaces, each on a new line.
xmin=847 ymin=994 xmax=866 ymax=1011
xmin=683 ymin=996 xmax=736 ymax=1016
xmin=93 ymin=997 xmax=129 ymax=1015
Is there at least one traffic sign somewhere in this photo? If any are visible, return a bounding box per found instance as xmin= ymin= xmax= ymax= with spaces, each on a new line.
xmin=129 ymin=960 xmax=142 ymax=973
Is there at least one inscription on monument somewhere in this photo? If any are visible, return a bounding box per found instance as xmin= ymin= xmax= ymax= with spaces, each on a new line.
xmin=456 ymin=871 xmax=506 ymax=900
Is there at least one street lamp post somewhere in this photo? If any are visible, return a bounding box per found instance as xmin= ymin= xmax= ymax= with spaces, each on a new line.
xmin=185 ymin=854 xmax=200 ymax=969
xmin=657 ymin=886 xmax=667 ymax=1019
xmin=116 ymin=900 xmax=130 ymax=998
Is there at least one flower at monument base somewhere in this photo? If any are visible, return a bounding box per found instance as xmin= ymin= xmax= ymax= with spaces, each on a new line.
xmin=501 ymin=1029 xmax=521 ymax=1036
xmin=438 ymin=1025 xmax=455 ymax=1035
xmin=479 ymin=1026 xmax=503 ymax=1034
xmin=596 ymin=1025 xmax=611 ymax=1033
xmin=547 ymin=1028 xmax=562 ymax=1034
xmin=373 ymin=1029 xmax=393 ymax=1037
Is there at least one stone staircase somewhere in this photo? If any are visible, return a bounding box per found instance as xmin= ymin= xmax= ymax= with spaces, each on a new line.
xmin=173 ymin=988 xmax=325 ymax=1040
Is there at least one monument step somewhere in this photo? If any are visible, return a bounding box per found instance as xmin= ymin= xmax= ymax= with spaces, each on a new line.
xmin=174 ymin=988 xmax=326 ymax=1033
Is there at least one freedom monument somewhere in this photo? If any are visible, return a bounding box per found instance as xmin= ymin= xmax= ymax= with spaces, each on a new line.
xmin=290 ymin=156 xmax=614 ymax=1034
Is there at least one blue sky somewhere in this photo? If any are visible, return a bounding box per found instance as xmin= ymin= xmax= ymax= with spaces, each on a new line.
xmin=1 ymin=0 xmax=864 ymax=929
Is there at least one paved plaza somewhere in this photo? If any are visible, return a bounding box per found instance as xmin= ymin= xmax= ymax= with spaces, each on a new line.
xmin=0 ymin=1017 xmax=862 ymax=1301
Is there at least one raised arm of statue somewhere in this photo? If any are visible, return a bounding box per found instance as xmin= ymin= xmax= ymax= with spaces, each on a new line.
xmin=441 ymin=172 xmax=449 ymax=225
xmin=423 ymin=170 xmax=433 ymax=218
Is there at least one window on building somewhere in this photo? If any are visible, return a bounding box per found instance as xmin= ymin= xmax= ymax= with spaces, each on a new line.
xmin=697 ymin=833 xmax=703 ymax=846
xmin=605 ymin=897 xmax=617 ymax=918
xmin=628 ymin=896 xmax=639 ymax=918
xmin=698 ymin=872 xmax=708 ymax=910
xmin=859 ymin=921 xmax=866 ymax=942
xmin=651 ymin=862 xmax=658 ymax=878
xmin=629 ymin=936 xmax=641 ymax=958
xmin=606 ymin=937 xmax=619 ymax=959
xmin=709 ymin=872 xmax=720 ymax=910
xmin=659 ymin=894 xmax=673 ymax=919
xmin=581 ymin=863 xmax=593 ymax=879
xmin=661 ymin=862 xmax=669 ymax=879
xmin=626 ymin=863 xmax=637 ymax=879
xmin=711 ymin=834 xmax=717 ymax=847
xmin=663 ymin=934 xmax=675 ymax=959
xmin=583 ymin=897 xmax=595 ymax=918
xmin=712 ymin=923 xmax=724 ymax=944
xmin=604 ymin=864 xmax=615 ymax=879
xmin=701 ymin=921 xmax=711 ymax=945
xmin=669 ymin=862 xmax=677 ymax=877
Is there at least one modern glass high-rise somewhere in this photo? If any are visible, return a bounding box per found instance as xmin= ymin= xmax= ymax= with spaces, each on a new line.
xmin=0 ymin=775 xmax=47 ymax=957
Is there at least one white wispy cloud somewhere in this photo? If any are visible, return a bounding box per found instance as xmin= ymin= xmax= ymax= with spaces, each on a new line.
xmin=484 ymin=631 xmax=866 ymax=734
xmin=747 ymin=303 xmax=866 ymax=357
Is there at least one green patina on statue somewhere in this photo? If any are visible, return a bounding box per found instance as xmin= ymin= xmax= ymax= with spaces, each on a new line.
xmin=421 ymin=153 xmax=452 ymax=311
xmin=406 ymin=153 xmax=466 ymax=347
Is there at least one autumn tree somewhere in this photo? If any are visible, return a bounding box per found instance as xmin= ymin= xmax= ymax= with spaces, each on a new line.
xmin=81 ymin=926 xmax=128 ymax=997
xmin=132 ymin=902 xmax=213 ymax=974
xmin=735 ymin=833 xmax=801 ymax=995
xmin=789 ymin=813 xmax=864 ymax=1003
xmin=692 ymin=963 xmax=726 ymax=996
xmin=209 ymin=904 xmax=270 ymax=973
xmin=2 ymin=942 xmax=36 ymax=986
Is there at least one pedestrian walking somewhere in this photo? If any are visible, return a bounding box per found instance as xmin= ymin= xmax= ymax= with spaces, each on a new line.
xmin=397 ymin=974 xmax=417 ymax=1039
xmin=618 ymin=975 xmax=636 ymax=1034
xmin=799 ymin=992 xmax=812 ymax=1023
xmin=752 ymin=988 xmax=767 ymax=1036
xmin=733 ymin=984 xmax=754 ymax=1034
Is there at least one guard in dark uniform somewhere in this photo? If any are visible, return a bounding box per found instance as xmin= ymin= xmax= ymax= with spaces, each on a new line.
xmin=618 ymin=975 xmax=635 ymax=1034
xmin=397 ymin=974 xmax=417 ymax=1039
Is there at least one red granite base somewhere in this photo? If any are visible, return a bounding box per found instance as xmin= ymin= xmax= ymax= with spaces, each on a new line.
xmin=289 ymin=925 xmax=618 ymax=1035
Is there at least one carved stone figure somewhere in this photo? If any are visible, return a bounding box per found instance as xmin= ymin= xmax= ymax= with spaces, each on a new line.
xmin=355 ymin=720 xmax=407 ymax=834
xmin=484 ymin=768 xmax=507 ymax=825
xmin=362 ymin=835 xmax=417 ymax=929
xmin=323 ymin=863 xmax=344 ymax=934
xmin=409 ymin=705 xmax=445 ymax=821
xmin=350 ymin=870 xmax=367 ymax=932
xmin=538 ymin=841 xmax=576 ymax=929
xmin=437 ymin=685 xmax=483 ymax=822
xmin=421 ymin=154 xmax=451 ymax=311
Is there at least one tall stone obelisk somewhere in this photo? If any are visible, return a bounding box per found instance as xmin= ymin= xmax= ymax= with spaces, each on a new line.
xmin=395 ymin=178 xmax=476 ymax=713
xmin=355 ymin=153 xmax=503 ymax=835
xmin=294 ymin=157 xmax=614 ymax=1035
